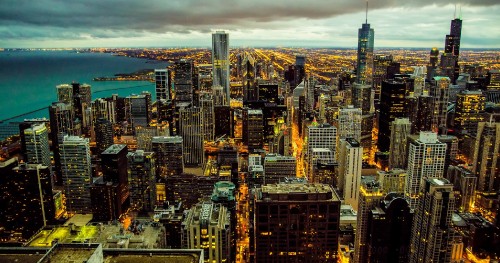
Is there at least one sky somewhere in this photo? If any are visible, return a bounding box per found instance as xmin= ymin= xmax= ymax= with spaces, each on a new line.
xmin=0 ymin=0 xmax=499 ymax=49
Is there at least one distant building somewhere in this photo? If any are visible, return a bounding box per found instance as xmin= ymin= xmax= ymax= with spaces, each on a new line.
xmin=155 ymin=68 xmax=171 ymax=101
xmin=447 ymin=165 xmax=477 ymax=212
xmin=212 ymin=31 xmax=230 ymax=105
xmin=254 ymin=183 xmax=341 ymax=262
xmin=173 ymin=59 xmax=194 ymax=105
xmin=356 ymin=20 xmax=374 ymax=85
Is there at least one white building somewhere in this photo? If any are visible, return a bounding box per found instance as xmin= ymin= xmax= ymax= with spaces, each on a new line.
xmin=338 ymin=138 xmax=363 ymax=210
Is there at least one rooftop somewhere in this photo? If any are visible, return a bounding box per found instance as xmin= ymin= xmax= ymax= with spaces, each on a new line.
xmin=102 ymin=144 xmax=127 ymax=154
xmin=258 ymin=183 xmax=339 ymax=201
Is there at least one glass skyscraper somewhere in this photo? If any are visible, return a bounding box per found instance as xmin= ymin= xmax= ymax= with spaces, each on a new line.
xmin=356 ymin=22 xmax=374 ymax=85
xmin=212 ymin=31 xmax=230 ymax=105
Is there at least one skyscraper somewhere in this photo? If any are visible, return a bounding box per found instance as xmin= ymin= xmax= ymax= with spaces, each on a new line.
xmin=173 ymin=59 xmax=194 ymax=105
xmin=60 ymin=135 xmax=92 ymax=214
xmin=430 ymin=76 xmax=451 ymax=133
xmin=306 ymin=122 xmax=337 ymax=159
xmin=409 ymin=178 xmax=458 ymax=263
xmin=338 ymin=138 xmax=363 ymax=210
xmin=200 ymin=92 xmax=215 ymax=142
xmin=242 ymin=52 xmax=257 ymax=102
xmin=388 ymin=118 xmax=411 ymax=169
xmin=336 ymin=105 xmax=362 ymax=143
xmin=443 ymin=17 xmax=462 ymax=83
xmin=212 ymin=31 xmax=230 ymax=105
xmin=243 ymin=109 xmax=264 ymax=151
xmin=101 ymin=144 xmax=129 ymax=216
xmin=155 ymin=68 xmax=171 ymax=101
xmin=152 ymin=136 xmax=184 ymax=178
xmin=378 ymin=78 xmax=407 ymax=152
xmin=94 ymin=118 xmax=114 ymax=155
xmin=263 ymin=154 xmax=296 ymax=184
xmin=254 ymin=183 xmax=340 ymax=262
xmin=21 ymin=123 xmax=51 ymax=167
xmin=182 ymin=201 xmax=231 ymax=263
xmin=56 ymin=84 xmax=73 ymax=104
xmin=125 ymin=93 xmax=151 ymax=129
xmin=472 ymin=121 xmax=500 ymax=192
xmin=405 ymin=132 xmax=447 ymax=209
xmin=453 ymin=90 xmax=486 ymax=135
xmin=179 ymin=107 xmax=204 ymax=165
xmin=128 ymin=150 xmax=156 ymax=212
xmin=356 ymin=9 xmax=374 ymax=85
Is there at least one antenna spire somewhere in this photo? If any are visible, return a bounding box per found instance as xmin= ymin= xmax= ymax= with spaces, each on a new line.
xmin=365 ymin=0 xmax=369 ymax=24
xmin=459 ymin=5 xmax=462 ymax=19
xmin=454 ymin=4 xmax=457 ymax=19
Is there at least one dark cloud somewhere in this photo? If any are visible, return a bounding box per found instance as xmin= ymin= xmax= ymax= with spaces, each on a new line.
xmin=0 ymin=0 xmax=498 ymax=39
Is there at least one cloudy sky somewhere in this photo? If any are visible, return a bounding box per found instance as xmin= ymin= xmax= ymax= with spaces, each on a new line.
xmin=1 ymin=0 xmax=499 ymax=48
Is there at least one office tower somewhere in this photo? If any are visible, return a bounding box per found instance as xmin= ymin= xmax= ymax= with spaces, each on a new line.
xmin=427 ymin=47 xmax=440 ymax=81
xmin=179 ymin=107 xmax=204 ymax=165
xmin=409 ymin=178 xmax=457 ymax=263
xmin=368 ymin=194 xmax=413 ymax=263
xmin=430 ymin=76 xmax=451 ymax=133
xmin=90 ymin=177 xmax=121 ymax=221
xmin=443 ymin=17 xmax=462 ymax=83
xmin=60 ymin=135 xmax=92 ymax=214
xmin=91 ymin=98 xmax=116 ymax=124
xmin=306 ymin=122 xmax=337 ymax=159
xmin=356 ymin=11 xmax=375 ymax=85
xmin=447 ymin=165 xmax=477 ymax=212
xmin=263 ymin=154 xmax=296 ymax=184
xmin=182 ymin=201 xmax=231 ymax=263
xmin=21 ymin=123 xmax=51 ymax=167
xmin=0 ymin=164 xmax=54 ymax=241
xmin=152 ymin=136 xmax=184 ymax=178
xmin=388 ymin=118 xmax=411 ymax=169
xmin=56 ymin=84 xmax=73 ymax=104
xmin=212 ymin=85 xmax=227 ymax=106
xmin=125 ymin=92 xmax=151 ymax=129
xmin=336 ymin=105 xmax=362 ymax=142
xmin=128 ymin=150 xmax=156 ymax=213
xmin=405 ymin=132 xmax=447 ymax=209
xmin=212 ymin=31 xmax=230 ymax=105
xmin=373 ymin=55 xmax=400 ymax=103
xmin=407 ymin=92 xmax=433 ymax=133
xmin=155 ymin=68 xmax=171 ymax=101
xmin=453 ymin=90 xmax=486 ymax=135
xmin=352 ymin=83 xmax=371 ymax=113
xmin=200 ymin=93 xmax=215 ymax=142
xmin=94 ymin=118 xmax=114 ymax=155
xmin=173 ymin=59 xmax=194 ymax=105
xmin=254 ymin=183 xmax=340 ymax=262
xmin=101 ymin=144 xmax=129 ymax=215
xmin=214 ymin=105 xmax=234 ymax=138
xmin=378 ymin=79 xmax=407 ymax=152
xmin=243 ymin=109 xmax=264 ymax=150
xmin=153 ymin=202 xmax=184 ymax=249
xmin=211 ymin=181 xmax=237 ymax=262
xmin=353 ymin=177 xmax=384 ymax=263
xmin=338 ymin=138 xmax=363 ymax=210
xmin=49 ymin=102 xmax=77 ymax=185
xmin=437 ymin=135 xmax=459 ymax=173
xmin=472 ymin=121 xmax=500 ymax=192
xmin=487 ymin=69 xmax=500 ymax=91
xmin=309 ymin=148 xmax=335 ymax=179
xmin=243 ymin=52 xmax=257 ymax=102
xmin=70 ymin=83 xmax=91 ymax=133
xmin=136 ymin=126 xmax=160 ymax=151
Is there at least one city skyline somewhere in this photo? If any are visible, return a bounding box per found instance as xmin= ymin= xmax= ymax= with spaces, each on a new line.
xmin=1 ymin=1 xmax=499 ymax=48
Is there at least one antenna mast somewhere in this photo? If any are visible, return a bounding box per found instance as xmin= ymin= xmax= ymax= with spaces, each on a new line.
xmin=454 ymin=4 xmax=457 ymax=19
xmin=366 ymin=0 xmax=368 ymax=24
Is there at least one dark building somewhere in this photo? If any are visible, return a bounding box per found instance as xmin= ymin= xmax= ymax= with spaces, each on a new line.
xmin=406 ymin=93 xmax=433 ymax=134
xmin=164 ymin=173 xmax=224 ymax=210
xmin=94 ymin=118 xmax=114 ymax=156
xmin=153 ymin=202 xmax=184 ymax=249
xmin=243 ymin=53 xmax=257 ymax=102
xmin=71 ymin=83 xmax=92 ymax=134
xmin=441 ymin=18 xmax=462 ymax=83
xmin=152 ymin=136 xmax=184 ymax=178
xmin=101 ymin=144 xmax=129 ymax=215
xmin=173 ymin=59 xmax=194 ymax=105
xmin=90 ymin=177 xmax=121 ymax=221
xmin=127 ymin=150 xmax=156 ymax=213
xmin=0 ymin=163 xmax=54 ymax=241
xmin=453 ymin=213 xmax=500 ymax=260
xmin=367 ymin=194 xmax=413 ymax=263
xmin=258 ymin=83 xmax=279 ymax=103
xmin=214 ymin=106 xmax=234 ymax=138
xmin=242 ymin=109 xmax=264 ymax=151
xmin=378 ymin=79 xmax=408 ymax=152
xmin=427 ymin=47 xmax=440 ymax=80
xmin=254 ymin=183 xmax=341 ymax=262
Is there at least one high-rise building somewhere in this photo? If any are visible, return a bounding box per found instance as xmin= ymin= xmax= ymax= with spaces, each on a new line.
xmin=90 ymin=177 xmax=121 ymax=221
xmin=409 ymin=178 xmax=458 ymax=263
xmin=200 ymin=93 xmax=215 ymax=142
xmin=182 ymin=201 xmax=231 ymax=263
xmin=373 ymin=55 xmax=399 ymax=103
xmin=212 ymin=31 xmax=230 ymax=105
xmin=125 ymin=92 xmax=151 ymax=129
xmin=243 ymin=109 xmax=264 ymax=151
xmin=353 ymin=177 xmax=384 ymax=263
xmin=306 ymin=122 xmax=337 ymax=160
xmin=21 ymin=123 xmax=51 ymax=167
xmin=368 ymin=194 xmax=413 ymax=263
xmin=406 ymin=91 xmax=433 ymax=134
xmin=128 ymin=150 xmax=156 ymax=213
xmin=472 ymin=121 xmax=500 ymax=192
xmin=155 ymin=68 xmax=171 ymax=101
xmin=56 ymin=84 xmax=73 ymax=104
xmin=60 ymin=135 xmax=92 ymax=214
xmin=378 ymin=79 xmax=407 ymax=152
xmin=243 ymin=52 xmax=257 ymax=102
xmin=336 ymin=105 xmax=362 ymax=143
xmin=91 ymin=98 xmax=116 ymax=124
xmin=179 ymin=107 xmax=204 ymax=165
xmin=214 ymin=105 xmax=234 ymax=138
xmin=0 ymin=163 xmax=54 ymax=241
xmin=254 ymin=183 xmax=341 ymax=262
xmin=356 ymin=16 xmax=375 ymax=85
xmin=211 ymin=181 xmax=237 ymax=262
xmin=94 ymin=118 xmax=114 ymax=155
xmin=101 ymin=144 xmax=129 ymax=215
xmin=388 ymin=118 xmax=411 ymax=169
xmin=447 ymin=165 xmax=477 ymax=212
xmin=152 ymin=136 xmax=184 ymax=178
xmin=405 ymin=132 xmax=447 ymax=210
xmin=443 ymin=17 xmax=462 ymax=84
xmin=338 ymin=138 xmax=363 ymax=210
xmin=427 ymin=47 xmax=440 ymax=81
xmin=378 ymin=168 xmax=407 ymax=193
xmin=453 ymin=90 xmax=486 ymax=135
xmin=352 ymin=83 xmax=371 ymax=113
xmin=69 ymin=83 xmax=91 ymax=133
xmin=430 ymin=76 xmax=451 ymax=133
xmin=173 ymin=59 xmax=194 ymax=105
xmin=263 ymin=154 xmax=296 ymax=184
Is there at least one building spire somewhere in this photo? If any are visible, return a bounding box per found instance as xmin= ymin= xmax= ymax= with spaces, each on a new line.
xmin=459 ymin=5 xmax=462 ymax=19
xmin=366 ymin=0 xmax=369 ymax=24
xmin=454 ymin=4 xmax=457 ymax=19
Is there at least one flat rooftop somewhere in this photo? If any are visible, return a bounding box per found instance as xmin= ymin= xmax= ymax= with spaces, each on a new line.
xmin=103 ymin=249 xmax=203 ymax=263
xmin=40 ymin=247 xmax=98 ymax=263
xmin=259 ymin=183 xmax=339 ymax=201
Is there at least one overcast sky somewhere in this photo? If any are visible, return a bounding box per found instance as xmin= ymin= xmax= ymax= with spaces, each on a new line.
xmin=1 ymin=0 xmax=499 ymax=48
